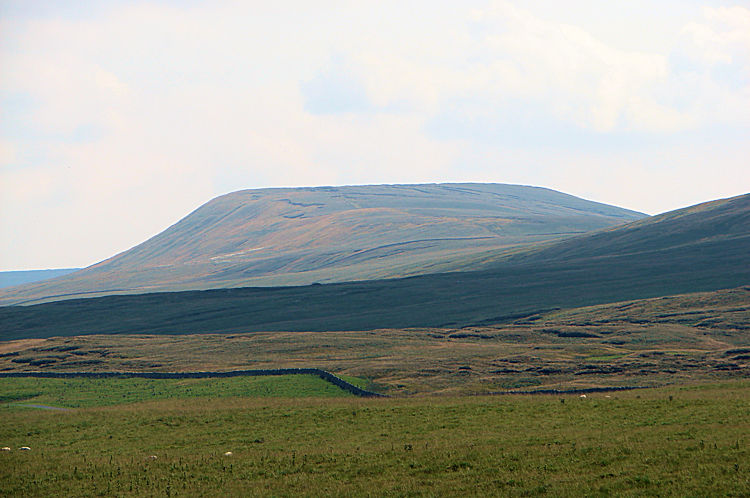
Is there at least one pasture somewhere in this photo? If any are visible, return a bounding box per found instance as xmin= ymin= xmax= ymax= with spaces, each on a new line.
xmin=1 ymin=381 xmax=748 ymax=496
xmin=0 ymin=375 xmax=367 ymax=408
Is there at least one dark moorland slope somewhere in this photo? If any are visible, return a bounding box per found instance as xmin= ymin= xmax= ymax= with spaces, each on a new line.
xmin=0 ymin=183 xmax=643 ymax=306
xmin=0 ymin=194 xmax=747 ymax=340
xmin=498 ymin=192 xmax=750 ymax=266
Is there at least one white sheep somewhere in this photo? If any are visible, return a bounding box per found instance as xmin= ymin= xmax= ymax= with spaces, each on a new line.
xmin=579 ymin=394 xmax=587 ymax=398
xmin=1 ymin=447 xmax=10 ymax=451
xmin=18 ymin=447 xmax=30 ymax=451
xmin=223 ymin=451 xmax=233 ymax=456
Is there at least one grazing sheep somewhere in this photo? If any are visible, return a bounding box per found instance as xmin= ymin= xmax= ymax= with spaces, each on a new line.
xmin=1 ymin=447 xmax=10 ymax=451
xmin=18 ymin=447 xmax=31 ymax=451
xmin=223 ymin=451 xmax=233 ymax=456
xmin=147 ymin=455 xmax=157 ymax=460
xmin=579 ymin=394 xmax=587 ymax=398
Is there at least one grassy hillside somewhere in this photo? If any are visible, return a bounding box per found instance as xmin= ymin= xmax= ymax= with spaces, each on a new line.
xmin=495 ymin=191 xmax=750 ymax=266
xmin=0 ymin=183 xmax=643 ymax=306
xmin=0 ymin=233 xmax=746 ymax=339
xmin=1 ymin=382 xmax=748 ymax=496
xmin=0 ymin=193 xmax=746 ymax=341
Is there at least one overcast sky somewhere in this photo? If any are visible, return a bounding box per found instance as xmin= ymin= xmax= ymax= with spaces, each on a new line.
xmin=1 ymin=1 xmax=749 ymax=270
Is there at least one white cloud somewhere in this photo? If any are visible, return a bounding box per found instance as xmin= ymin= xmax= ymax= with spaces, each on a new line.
xmin=453 ymin=1 xmax=688 ymax=132
xmin=330 ymin=0 xmax=704 ymax=133
xmin=682 ymin=6 xmax=750 ymax=65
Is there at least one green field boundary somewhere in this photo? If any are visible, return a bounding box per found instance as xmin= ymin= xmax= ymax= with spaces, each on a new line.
xmin=0 ymin=368 xmax=385 ymax=398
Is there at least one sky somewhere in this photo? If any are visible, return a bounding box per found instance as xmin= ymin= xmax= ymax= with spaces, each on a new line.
xmin=1 ymin=1 xmax=749 ymax=270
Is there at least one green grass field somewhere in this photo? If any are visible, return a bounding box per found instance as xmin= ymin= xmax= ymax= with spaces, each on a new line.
xmin=0 ymin=375 xmax=364 ymax=408
xmin=1 ymin=381 xmax=748 ymax=496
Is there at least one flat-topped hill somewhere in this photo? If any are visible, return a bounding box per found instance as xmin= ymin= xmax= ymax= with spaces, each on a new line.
xmin=1 ymin=194 xmax=747 ymax=340
xmin=0 ymin=183 xmax=643 ymax=305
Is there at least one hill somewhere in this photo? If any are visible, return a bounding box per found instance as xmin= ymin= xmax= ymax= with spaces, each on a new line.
xmin=0 ymin=194 xmax=747 ymax=341
xmin=496 ymin=192 xmax=750 ymax=266
xmin=0 ymin=183 xmax=643 ymax=306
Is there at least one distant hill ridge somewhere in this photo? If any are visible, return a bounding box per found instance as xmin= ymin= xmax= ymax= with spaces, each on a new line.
xmin=0 ymin=183 xmax=644 ymax=305
xmin=0 ymin=192 xmax=747 ymax=339
xmin=456 ymin=191 xmax=750 ymax=271
xmin=505 ymin=193 xmax=750 ymax=263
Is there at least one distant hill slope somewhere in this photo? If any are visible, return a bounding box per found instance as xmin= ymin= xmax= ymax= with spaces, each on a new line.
xmin=497 ymin=192 xmax=750 ymax=266
xmin=0 ymin=183 xmax=643 ymax=306
xmin=0 ymin=269 xmax=79 ymax=289
xmin=1 ymin=194 xmax=747 ymax=340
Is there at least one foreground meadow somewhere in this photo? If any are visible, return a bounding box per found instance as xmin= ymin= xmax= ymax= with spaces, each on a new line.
xmin=1 ymin=381 xmax=748 ymax=496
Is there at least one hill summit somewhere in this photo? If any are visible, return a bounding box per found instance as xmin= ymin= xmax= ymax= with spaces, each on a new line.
xmin=0 ymin=183 xmax=644 ymax=305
